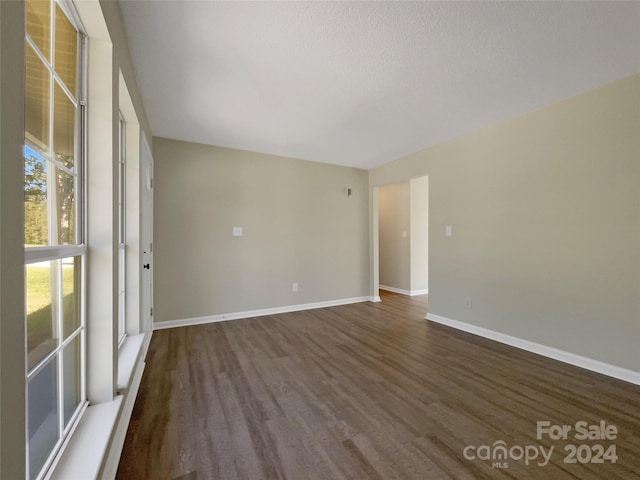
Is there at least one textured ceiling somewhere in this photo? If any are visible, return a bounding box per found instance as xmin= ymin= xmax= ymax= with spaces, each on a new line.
xmin=119 ymin=1 xmax=640 ymax=169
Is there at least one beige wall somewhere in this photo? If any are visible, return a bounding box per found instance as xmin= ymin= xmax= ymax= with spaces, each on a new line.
xmin=1 ymin=2 xmax=26 ymax=478
xmin=153 ymin=138 xmax=369 ymax=322
xmin=379 ymin=182 xmax=411 ymax=291
xmin=410 ymin=176 xmax=429 ymax=292
xmin=370 ymin=74 xmax=640 ymax=372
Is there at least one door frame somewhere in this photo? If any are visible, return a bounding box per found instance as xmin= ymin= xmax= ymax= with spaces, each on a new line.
xmin=141 ymin=133 xmax=154 ymax=332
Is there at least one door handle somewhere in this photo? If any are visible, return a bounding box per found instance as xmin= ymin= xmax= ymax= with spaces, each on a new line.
xmin=143 ymin=263 xmax=150 ymax=270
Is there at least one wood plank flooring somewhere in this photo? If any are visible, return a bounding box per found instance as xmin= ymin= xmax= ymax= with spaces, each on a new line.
xmin=116 ymin=291 xmax=640 ymax=480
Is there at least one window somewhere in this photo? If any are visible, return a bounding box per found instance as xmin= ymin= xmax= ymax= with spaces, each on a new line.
xmin=24 ymin=1 xmax=86 ymax=478
xmin=118 ymin=113 xmax=126 ymax=344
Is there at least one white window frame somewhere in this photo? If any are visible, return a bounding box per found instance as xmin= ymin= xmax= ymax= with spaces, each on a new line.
xmin=24 ymin=1 xmax=88 ymax=479
xmin=118 ymin=113 xmax=126 ymax=345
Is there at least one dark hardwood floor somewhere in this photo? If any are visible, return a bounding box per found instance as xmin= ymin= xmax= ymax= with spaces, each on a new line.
xmin=116 ymin=291 xmax=640 ymax=480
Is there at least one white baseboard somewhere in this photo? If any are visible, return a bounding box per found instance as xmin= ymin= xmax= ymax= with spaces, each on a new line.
xmin=410 ymin=289 xmax=429 ymax=296
xmin=154 ymin=296 xmax=372 ymax=330
xmin=426 ymin=313 xmax=640 ymax=386
xmin=380 ymin=285 xmax=410 ymax=295
xmin=371 ymin=295 xmax=382 ymax=303
xmin=380 ymin=285 xmax=428 ymax=296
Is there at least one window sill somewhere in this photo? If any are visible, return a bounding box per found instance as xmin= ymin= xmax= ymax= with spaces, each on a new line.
xmin=117 ymin=333 xmax=149 ymax=393
xmin=47 ymin=397 xmax=123 ymax=480
xmin=46 ymin=332 xmax=151 ymax=480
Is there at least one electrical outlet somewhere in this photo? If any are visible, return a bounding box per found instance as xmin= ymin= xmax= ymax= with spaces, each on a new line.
xmin=465 ymin=297 xmax=472 ymax=309
xmin=292 ymin=282 xmax=299 ymax=292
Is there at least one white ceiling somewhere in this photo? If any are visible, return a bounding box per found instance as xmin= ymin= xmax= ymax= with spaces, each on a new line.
xmin=119 ymin=1 xmax=640 ymax=169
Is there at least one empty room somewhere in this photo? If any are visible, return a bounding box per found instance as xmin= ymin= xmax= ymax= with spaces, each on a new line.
xmin=1 ymin=1 xmax=639 ymax=479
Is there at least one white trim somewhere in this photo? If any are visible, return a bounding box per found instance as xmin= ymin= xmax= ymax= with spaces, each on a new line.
xmin=25 ymin=244 xmax=86 ymax=263
xmin=43 ymin=402 xmax=88 ymax=480
xmin=47 ymin=332 xmax=150 ymax=480
xmin=426 ymin=313 xmax=640 ymax=386
xmin=102 ymin=358 xmax=145 ymax=480
xmin=409 ymin=289 xmax=428 ymax=296
xmin=57 ymin=0 xmax=87 ymax=37
xmin=141 ymin=330 xmax=152 ymax=358
xmin=47 ymin=397 xmax=123 ymax=480
xmin=154 ymin=297 xmax=372 ymax=330
xmin=116 ymin=333 xmax=147 ymax=392
xmin=379 ymin=285 xmax=410 ymax=295
xmin=370 ymin=296 xmax=382 ymax=303
xmin=27 ymin=328 xmax=82 ymax=380
xmin=379 ymin=285 xmax=428 ymax=296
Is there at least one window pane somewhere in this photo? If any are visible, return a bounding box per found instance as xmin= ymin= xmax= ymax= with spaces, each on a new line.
xmin=25 ymin=148 xmax=49 ymax=247
xmin=25 ymin=43 xmax=51 ymax=152
xmin=54 ymin=83 xmax=76 ymax=171
xmin=62 ymin=336 xmax=81 ymax=427
xmin=54 ymin=5 xmax=78 ymax=97
xmin=62 ymin=257 xmax=81 ymax=339
xmin=55 ymin=167 xmax=75 ymax=245
xmin=27 ymin=261 xmax=60 ymax=370
xmin=26 ymin=0 xmax=51 ymax=61
xmin=28 ymin=358 xmax=59 ymax=480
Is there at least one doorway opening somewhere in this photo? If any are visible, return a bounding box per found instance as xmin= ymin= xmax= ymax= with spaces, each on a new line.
xmin=375 ymin=175 xmax=429 ymax=313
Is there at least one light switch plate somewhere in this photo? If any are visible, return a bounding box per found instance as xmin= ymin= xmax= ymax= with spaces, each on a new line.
xmin=446 ymin=225 xmax=452 ymax=237
xmin=233 ymin=227 xmax=243 ymax=236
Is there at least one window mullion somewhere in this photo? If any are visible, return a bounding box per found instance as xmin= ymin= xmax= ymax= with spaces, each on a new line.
xmin=49 ymin=155 xmax=76 ymax=177
xmin=47 ymin=158 xmax=57 ymax=246
xmin=25 ymin=245 xmax=86 ymax=264
xmin=51 ymin=0 xmax=65 ymax=448
xmin=53 ymin=74 xmax=78 ymax=107
xmin=25 ymin=35 xmax=52 ymax=71
xmin=26 ymin=325 xmax=83 ymax=382
xmin=48 ymin=0 xmax=56 ymax=248
xmin=58 ymin=352 xmax=64 ymax=446
xmin=26 ymin=348 xmax=56 ymax=381
xmin=79 ymin=103 xmax=86 ymax=246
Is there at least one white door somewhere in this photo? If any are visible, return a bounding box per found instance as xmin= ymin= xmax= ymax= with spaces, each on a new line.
xmin=141 ymin=134 xmax=154 ymax=332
